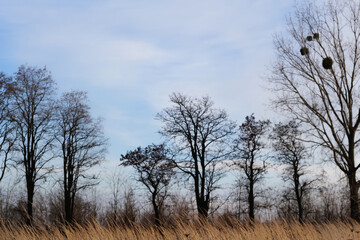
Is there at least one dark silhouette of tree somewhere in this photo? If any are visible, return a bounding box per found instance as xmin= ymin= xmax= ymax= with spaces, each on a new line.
xmin=156 ymin=93 xmax=236 ymax=219
xmin=270 ymin=0 xmax=360 ymax=221
xmin=271 ymin=121 xmax=314 ymax=222
xmin=120 ymin=144 xmax=174 ymax=226
xmin=0 ymin=73 xmax=15 ymax=184
xmin=55 ymin=90 xmax=107 ymax=224
xmin=233 ymin=114 xmax=270 ymax=221
xmin=8 ymin=65 xmax=56 ymax=225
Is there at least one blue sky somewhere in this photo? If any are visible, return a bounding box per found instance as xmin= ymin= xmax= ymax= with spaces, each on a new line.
xmin=0 ymin=0 xmax=294 ymax=170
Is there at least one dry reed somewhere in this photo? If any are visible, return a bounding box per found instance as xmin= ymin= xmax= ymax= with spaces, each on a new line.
xmin=0 ymin=219 xmax=360 ymax=240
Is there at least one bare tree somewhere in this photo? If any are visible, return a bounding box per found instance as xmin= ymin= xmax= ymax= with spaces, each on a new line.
xmin=110 ymin=186 xmax=138 ymax=227
xmin=55 ymin=90 xmax=107 ymax=224
xmin=8 ymin=65 xmax=56 ymax=225
xmin=233 ymin=114 xmax=270 ymax=221
xmin=106 ymin=170 xmax=124 ymax=225
xmin=270 ymin=0 xmax=360 ymax=221
xmin=156 ymin=93 xmax=236 ymax=219
xmin=271 ymin=121 xmax=314 ymax=222
xmin=120 ymin=144 xmax=174 ymax=226
xmin=0 ymin=73 xmax=15 ymax=184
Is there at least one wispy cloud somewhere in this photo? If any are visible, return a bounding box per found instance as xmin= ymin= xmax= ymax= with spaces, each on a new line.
xmin=0 ymin=0 xmax=294 ymax=159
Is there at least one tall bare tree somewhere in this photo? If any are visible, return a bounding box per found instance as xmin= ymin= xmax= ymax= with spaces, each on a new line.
xmin=270 ymin=0 xmax=360 ymax=221
xmin=156 ymin=93 xmax=236 ymax=219
xmin=55 ymin=91 xmax=107 ymax=224
xmin=271 ymin=121 xmax=313 ymax=222
xmin=0 ymin=73 xmax=15 ymax=184
xmin=233 ymin=114 xmax=270 ymax=221
xmin=120 ymin=143 xmax=174 ymax=226
xmin=8 ymin=65 xmax=56 ymax=225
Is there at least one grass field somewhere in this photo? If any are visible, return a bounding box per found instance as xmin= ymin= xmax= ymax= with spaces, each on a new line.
xmin=1 ymin=219 xmax=360 ymax=240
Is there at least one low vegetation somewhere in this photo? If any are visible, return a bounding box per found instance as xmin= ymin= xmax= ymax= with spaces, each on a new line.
xmin=1 ymin=219 xmax=360 ymax=240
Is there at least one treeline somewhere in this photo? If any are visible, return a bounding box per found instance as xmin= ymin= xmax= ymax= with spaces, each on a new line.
xmin=0 ymin=65 xmax=107 ymax=225
xmin=1 ymin=0 xmax=360 ymax=228
xmin=0 ymin=66 xmax=352 ymax=228
xmin=118 ymin=93 xmax=349 ymax=226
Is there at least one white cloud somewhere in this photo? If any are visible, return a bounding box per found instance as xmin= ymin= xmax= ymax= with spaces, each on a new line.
xmin=0 ymin=0 xmax=295 ymax=164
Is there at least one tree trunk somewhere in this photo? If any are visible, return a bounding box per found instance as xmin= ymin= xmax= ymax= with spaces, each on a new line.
xmin=197 ymin=198 xmax=209 ymax=220
xmin=26 ymin=180 xmax=34 ymax=225
xmin=296 ymin=191 xmax=303 ymax=223
xmin=348 ymin=170 xmax=360 ymax=222
xmin=294 ymin=172 xmax=303 ymax=223
xmin=64 ymin=155 xmax=75 ymax=224
xmin=152 ymin=192 xmax=160 ymax=226
xmin=348 ymin=131 xmax=360 ymax=222
xmin=248 ymin=180 xmax=255 ymax=221
xmin=64 ymin=190 xmax=73 ymax=224
xmin=194 ymin=171 xmax=209 ymax=219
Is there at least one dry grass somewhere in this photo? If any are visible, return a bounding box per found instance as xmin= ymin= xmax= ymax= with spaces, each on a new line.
xmin=1 ymin=219 xmax=360 ymax=240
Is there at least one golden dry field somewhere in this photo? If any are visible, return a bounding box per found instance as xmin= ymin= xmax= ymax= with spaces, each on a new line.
xmin=1 ymin=220 xmax=360 ymax=240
